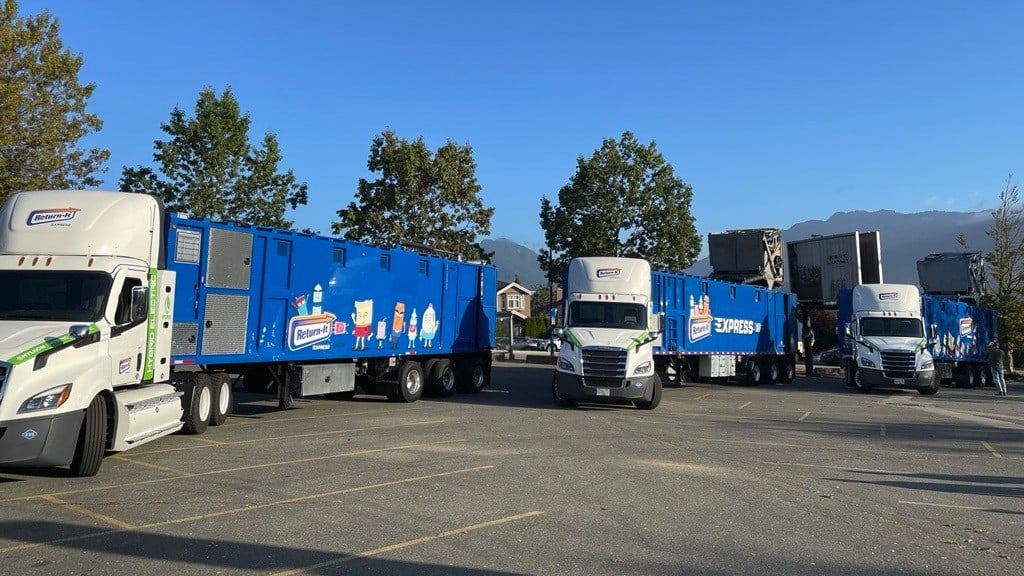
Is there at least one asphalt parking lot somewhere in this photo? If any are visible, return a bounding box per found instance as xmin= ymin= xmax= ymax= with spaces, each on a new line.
xmin=1 ymin=362 xmax=1021 ymax=575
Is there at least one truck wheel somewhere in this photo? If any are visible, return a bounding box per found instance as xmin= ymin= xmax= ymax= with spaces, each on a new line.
xmin=552 ymin=376 xmax=576 ymax=408
xmin=764 ymin=359 xmax=778 ymax=384
xmin=744 ymin=359 xmax=761 ymax=386
xmin=181 ymin=373 xmax=213 ymax=434
xmin=777 ymin=358 xmax=795 ymax=383
xmin=963 ymin=367 xmax=976 ymax=388
xmin=70 ymin=394 xmax=107 ymax=477
xmin=917 ymin=380 xmax=939 ymax=395
xmin=852 ymin=369 xmax=872 ymax=394
xmin=210 ymin=373 xmax=233 ymax=426
xmin=634 ymin=379 xmax=662 ymax=410
xmin=428 ymin=360 xmax=457 ymax=397
xmin=457 ymin=359 xmax=488 ymax=393
xmin=390 ymin=361 xmax=423 ymax=403
xmin=974 ymin=365 xmax=989 ymax=388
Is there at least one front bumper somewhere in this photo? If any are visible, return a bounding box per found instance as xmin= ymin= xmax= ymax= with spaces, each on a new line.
xmin=858 ymin=367 xmax=935 ymax=389
xmin=553 ymin=370 xmax=658 ymax=403
xmin=0 ymin=410 xmax=84 ymax=468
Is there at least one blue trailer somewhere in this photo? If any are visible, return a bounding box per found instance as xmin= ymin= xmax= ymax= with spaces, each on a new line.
xmin=837 ymin=288 xmax=997 ymax=388
xmin=651 ymin=271 xmax=799 ymax=385
xmin=166 ymin=213 xmax=498 ymax=405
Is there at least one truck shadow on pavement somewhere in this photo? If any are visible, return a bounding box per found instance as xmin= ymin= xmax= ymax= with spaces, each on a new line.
xmin=0 ymin=520 xmax=528 ymax=575
xmin=825 ymin=472 xmax=1024 ymax=512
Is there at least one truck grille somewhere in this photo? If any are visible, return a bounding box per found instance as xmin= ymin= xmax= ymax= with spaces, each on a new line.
xmin=881 ymin=350 xmax=916 ymax=379
xmin=582 ymin=347 xmax=627 ymax=387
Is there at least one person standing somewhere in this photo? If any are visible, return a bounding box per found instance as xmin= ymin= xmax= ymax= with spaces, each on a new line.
xmin=987 ymin=340 xmax=1007 ymax=396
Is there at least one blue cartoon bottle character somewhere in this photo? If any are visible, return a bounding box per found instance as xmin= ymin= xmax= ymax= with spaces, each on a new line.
xmin=351 ymin=299 xmax=373 ymax=350
xmin=420 ymin=303 xmax=439 ymax=348
xmin=376 ymin=318 xmax=387 ymax=349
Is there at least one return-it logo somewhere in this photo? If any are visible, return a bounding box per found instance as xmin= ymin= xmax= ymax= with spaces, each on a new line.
xmin=27 ymin=208 xmax=80 ymax=226
xmin=596 ymin=268 xmax=621 ymax=278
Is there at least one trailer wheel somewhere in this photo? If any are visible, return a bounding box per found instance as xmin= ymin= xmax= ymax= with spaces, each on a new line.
xmin=552 ymin=376 xmax=577 ymax=408
xmin=777 ymin=358 xmax=795 ymax=383
xmin=975 ymin=365 xmax=990 ymax=388
xmin=428 ymin=360 xmax=457 ymax=397
xmin=764 ymin=359 xmax=778 ymax=384
xmin=210 ymin=373 xmax=233 ymax=426
xmin=390 ymin=361 xmax=423 ymax=403
xmin=963 ymin=366 xmax=976 ymax=388
xmin=744 ymin=359 xmax=761 ymax=386
xmin=70 ymin=394 xmax=108 ymax=477
xmin=456 ymin=359 xmax=488 ymax=394
xmin=181 ymin=373 xmax=213 ymax=434
xmin=634 ymin=379 xmax=662 ymax=410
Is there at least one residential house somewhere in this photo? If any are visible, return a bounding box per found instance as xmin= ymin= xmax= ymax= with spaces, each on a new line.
xmin=496 ymin=281 xmax=533 ymax=338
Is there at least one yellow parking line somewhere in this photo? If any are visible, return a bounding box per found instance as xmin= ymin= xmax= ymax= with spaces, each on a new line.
xmin=738 ymin=402 xmax=751 ymax=409
xmin=0 ymin=464 xmax=494 ymax=555
xmin=0 ymin=439 xmax=466 ymax=504
xmin=981 ymin=441 xmax=1003 ymax=458
xmin=798 ymin=411 xmax=811 ymax=421
xmin=271 ymin=510 xmax=545 ymax=576
xmin=695 ymin=393 xmax=712 ymax=400
xmin=40 ymin=495 xmax=135 ymax=530
xmin=109 ymin=455 xmax=194 ymax=477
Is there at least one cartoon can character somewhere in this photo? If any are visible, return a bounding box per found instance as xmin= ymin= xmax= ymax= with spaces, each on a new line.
xmin=351 ymin=299 xmax=373 ymax=350
xmin=376 ymin=318 xmax=387 ymax=349
xmin=407 ymin=309 xmax=418 ymax=349
xmin=420 ymin=303 xmax=439 ymax=348
xmin=391 ymin=302 xmax=406 ymax=349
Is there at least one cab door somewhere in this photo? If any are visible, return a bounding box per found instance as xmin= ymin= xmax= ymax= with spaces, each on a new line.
xmin=107 ymin=267 xmax=150 ymax=387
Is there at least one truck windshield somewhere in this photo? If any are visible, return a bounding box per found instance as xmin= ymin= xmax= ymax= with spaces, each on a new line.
xmin=567 ymin=301 xmax=647 ymax=329
xmin=0 ymin=270 xmax=113 ymax=322
xmin=860 ymin=317 xmax=924 ymax=338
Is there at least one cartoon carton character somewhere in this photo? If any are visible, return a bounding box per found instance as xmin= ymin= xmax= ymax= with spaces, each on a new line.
xmin=351 ymin=299 xmax=373 ymax=350
xmin=391 ymin=302 xmax=406 ymax=349
xmin=407 ymin=308 xmax=418 ymax=349
xmin=376 ymin=318 xmax=387 ymax=349
xmin=420 ymin=303 xmax=439 ymax=348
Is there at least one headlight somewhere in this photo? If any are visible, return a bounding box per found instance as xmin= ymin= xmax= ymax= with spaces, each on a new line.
xmin=920 ymin=359 xmax=933 ymax=370
xmin=19 ymin=384 xmax=73 ymax=413
xmin=558 ymin=357 xmax=575 ymax=372
xmin=860 ymin=357 xmax=876 ymax=368
xmin=633 ymin=361 xmax=652 ymax=375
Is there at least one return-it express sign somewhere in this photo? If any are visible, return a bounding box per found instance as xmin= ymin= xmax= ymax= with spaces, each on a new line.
xmin=288 ymin=313 xmax=336 ymax=351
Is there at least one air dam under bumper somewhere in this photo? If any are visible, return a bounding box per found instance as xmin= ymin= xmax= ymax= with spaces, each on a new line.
xmin=554 ymin=371 xmax=658 ymax=403
xmin=0 ymin=410 xmax=85 ymax=468
xmin=858 ymin=367 xmax=935 ymax=389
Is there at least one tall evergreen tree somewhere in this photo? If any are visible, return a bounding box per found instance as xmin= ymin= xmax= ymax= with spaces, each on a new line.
xmin=983 ymin=175 xmax=1024 ymax=369
xmin=333 ymin=129 xmax=494 ymax=261
xmin=538 ymin=131 xmax=700 ymax=280
xmin=120 ymin=87 xmax=307 ymax=229
xmin=0 ymin=0 xmax=110 ymax=202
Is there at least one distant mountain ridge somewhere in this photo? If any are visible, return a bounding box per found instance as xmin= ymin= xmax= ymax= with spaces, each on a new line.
xmin=484 ymin=208 xmax=995 ymax=289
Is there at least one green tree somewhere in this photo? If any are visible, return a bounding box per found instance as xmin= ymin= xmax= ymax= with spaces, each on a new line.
xmin=983 ymin=175 xmax=1024 ymax=370
xmin=333 ymin=129 xmax=494 ymax=260
xmin=538 ymin=131 xmax=700 ymax=281
xmin=120 ymin=87 xmax=307 ymax=229
xmin=0 ymin=0 xmax=109 ymax=202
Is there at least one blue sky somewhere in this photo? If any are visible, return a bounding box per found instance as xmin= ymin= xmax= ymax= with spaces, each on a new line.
xmin=19 ymin=0 xmax=1024 ymax=253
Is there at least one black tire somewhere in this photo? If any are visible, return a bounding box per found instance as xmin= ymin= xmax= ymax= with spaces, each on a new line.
xmin=963 ymin=366 xmax=976 ymax=388
xmin=975 ymin=365 xmax=990 ymax=388
xmin=852 ymin=368 xmax=872 ymax=394
xmin=763 ymin=359 xmax=778 ymax=384
xmin=428 ymin=359 xmax=457 ymax=397
xmin=552 ymin=376 xmax=577 ymax=408
xmin=777 ymin=357 xmax=795 ymax=383
xmin=390 ymin=361 xmax=423 ymax=403
xmin=210 ymin=373 xmax=232 ymax=426
xmin=70 ymin=394 xmax=107 ymax=477
xmin=634 ymin=379 xmax=662 ymax=410
xmin=456 ymin=358 xmax=488 ymax=393
xmin=918 ymin=380 xmax=940 ymax=395
xmin=181 ymin=373 xmax=213 ymax=434
xmin=744 ymin=359 xmax=761 ymax=386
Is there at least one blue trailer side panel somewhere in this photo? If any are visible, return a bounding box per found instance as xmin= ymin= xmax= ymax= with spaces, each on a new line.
xmin=921 ymin=294 xmax=996 ymax=363
xmin=165 ymin=215 xmax=495 ymax=365
xmin=652 ymin=270 xmax=795 ymax=356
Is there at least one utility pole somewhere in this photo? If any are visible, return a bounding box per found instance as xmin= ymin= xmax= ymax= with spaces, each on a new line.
xmin=548 ymin=247 xmax=556 ymax=356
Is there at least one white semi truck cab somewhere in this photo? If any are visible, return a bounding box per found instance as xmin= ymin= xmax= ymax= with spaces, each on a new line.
xmin=552 ymin=257 xmax=664 ymax=409
xmin=0 ymin=191 xmax=181 ymax=475
xmin=844 ymin=284 xmax=938 ymax=395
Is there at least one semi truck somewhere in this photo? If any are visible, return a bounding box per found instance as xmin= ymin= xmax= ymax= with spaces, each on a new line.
xmin=837 ymin=284 xmax=996 ymax=394
xmin=551 ymin=257 xmax=799 ymax=409
xmin=0 ymin=190 xmax=496 ymax=476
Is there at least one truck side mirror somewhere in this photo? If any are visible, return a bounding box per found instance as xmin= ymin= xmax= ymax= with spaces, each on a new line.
xmin=553 ymin=327 xmax=564 ymax=339
xmin=649 ymin=312 xmax=664 ymax=333
xmin=130 ymin=286 xmax=149 ymax=322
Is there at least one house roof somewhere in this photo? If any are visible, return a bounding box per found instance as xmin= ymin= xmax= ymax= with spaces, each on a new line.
xmin=496 ymin=281 xmax=534 ymax=295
